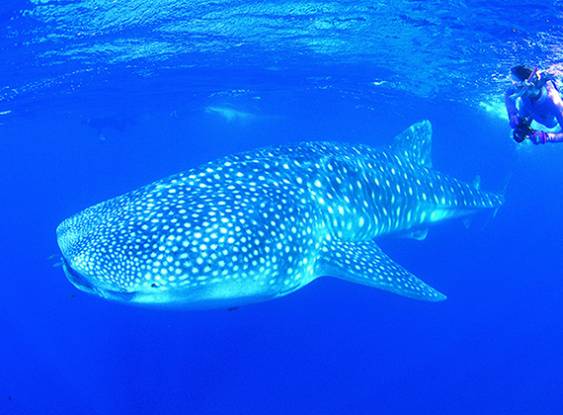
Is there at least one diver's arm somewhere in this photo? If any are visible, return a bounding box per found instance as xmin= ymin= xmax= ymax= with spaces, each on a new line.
xmin=504 ymin=88 xmax=520 ymax=128
xmin=545 ymin=115 xmax=563 ymax=143
xmin=530 ymin=88 xmax=563 ymax=144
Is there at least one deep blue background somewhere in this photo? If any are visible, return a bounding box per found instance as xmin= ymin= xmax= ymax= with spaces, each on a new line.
xmin=1 ymin=1 xmax=563 ymax=414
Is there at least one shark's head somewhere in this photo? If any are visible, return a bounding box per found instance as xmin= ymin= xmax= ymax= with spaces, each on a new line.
xmin=55 ymin=165 xmax=311 ymax=308
xmin=56 ymin=194 xmax=218 ymax=306
xmin=56 ymin=199 xmax=150 ymax=304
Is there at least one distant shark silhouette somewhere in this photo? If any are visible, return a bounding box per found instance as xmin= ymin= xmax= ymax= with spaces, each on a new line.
xmin=57 ymin=121 xmax=503 ymax=308
xmin=204 ymin=105 xmax=256 ymax=122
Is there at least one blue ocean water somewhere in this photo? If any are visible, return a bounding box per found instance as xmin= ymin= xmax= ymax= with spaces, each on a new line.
xmin=1 ymin=1 xmax=563 ymax=414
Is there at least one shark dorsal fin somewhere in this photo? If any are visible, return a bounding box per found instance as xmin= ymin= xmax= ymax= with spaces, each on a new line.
xmin=391 ymin=120 xmax=433 ymax=168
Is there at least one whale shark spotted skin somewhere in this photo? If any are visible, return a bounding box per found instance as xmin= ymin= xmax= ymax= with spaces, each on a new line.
xmin=57 ymin=121 xmax=503 ymax=308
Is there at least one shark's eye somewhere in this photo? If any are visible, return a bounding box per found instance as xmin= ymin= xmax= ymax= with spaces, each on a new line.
xmin=151 ymin=283 xmax=160 ymax=288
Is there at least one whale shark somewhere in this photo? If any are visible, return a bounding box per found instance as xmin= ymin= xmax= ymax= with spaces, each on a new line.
xmin=56 ymin=120 xmax=503 ymax=308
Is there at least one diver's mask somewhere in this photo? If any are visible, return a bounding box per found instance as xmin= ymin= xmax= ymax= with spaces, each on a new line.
xmin=510 ymin=67 xmax=542 ymax=99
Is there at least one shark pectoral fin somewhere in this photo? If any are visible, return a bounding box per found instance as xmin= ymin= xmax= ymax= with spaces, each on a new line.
xmin=317 ymin=239 xmax=446 ymax=302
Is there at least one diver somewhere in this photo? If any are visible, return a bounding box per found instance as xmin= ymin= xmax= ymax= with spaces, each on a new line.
xmin=504 ymin=65 xmax=563 ymax=144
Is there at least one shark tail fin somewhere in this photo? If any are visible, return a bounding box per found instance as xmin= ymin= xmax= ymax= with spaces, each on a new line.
xmin=463 ymin=176 xmax=504 ymax=230
xmin=317 ymin=238 xmax=446 ymax=302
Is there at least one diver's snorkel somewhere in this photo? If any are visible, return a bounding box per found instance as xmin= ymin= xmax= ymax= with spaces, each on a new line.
xmin=523 ymin=66 xmax=540 ymax=87
xmin=527 ymin=66 xmax=539 ymax=81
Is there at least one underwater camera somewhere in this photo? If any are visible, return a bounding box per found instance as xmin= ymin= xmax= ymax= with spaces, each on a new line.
xmin=513 ymin=119 xmax=533 ymax=143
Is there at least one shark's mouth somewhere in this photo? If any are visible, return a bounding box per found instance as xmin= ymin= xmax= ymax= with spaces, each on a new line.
xmin=62 ymin=257 xmax=97 ymax=293
xmin=61 ymin=257 xmax=137 ymax=303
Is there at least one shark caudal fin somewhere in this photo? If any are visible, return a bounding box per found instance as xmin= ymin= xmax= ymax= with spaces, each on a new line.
xmin=317 ymin=238 xmax=446 ymax=302
xmin=391 ymin=120 xmax=433 ymax=168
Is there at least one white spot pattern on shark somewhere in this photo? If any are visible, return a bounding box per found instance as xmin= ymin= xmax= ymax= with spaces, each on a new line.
xmin=57 ymin=120 xmax=503 ymax=308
